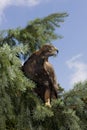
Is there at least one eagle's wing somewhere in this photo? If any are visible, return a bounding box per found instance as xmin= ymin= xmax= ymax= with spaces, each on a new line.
xmin=44 ymin=61 xmax=58 ymax=90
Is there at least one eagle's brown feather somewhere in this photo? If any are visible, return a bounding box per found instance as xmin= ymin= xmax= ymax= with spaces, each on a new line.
xmin=22 ymin=44 xmax=59 ymax=107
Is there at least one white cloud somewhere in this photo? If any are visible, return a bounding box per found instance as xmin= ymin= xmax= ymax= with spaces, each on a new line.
xmin=66 ymin=54 xmax=87 ymax=86
xmin=0 ymin=0 xmax=45 ymax=24
xmin=12 ymin=0 xmax=41 ymax=7
xmin=0 ymin=0 xmax=41 ymax=8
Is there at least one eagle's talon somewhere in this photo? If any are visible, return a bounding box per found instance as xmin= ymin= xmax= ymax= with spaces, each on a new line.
xmin=45 ymin=99 xmax=51 ymax=108
xmin=45 ymin=102 xmax=51 ymax=108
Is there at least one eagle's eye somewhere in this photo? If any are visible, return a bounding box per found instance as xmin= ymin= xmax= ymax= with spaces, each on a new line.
xmin=49 ymin=46 xmax=55 ymax=51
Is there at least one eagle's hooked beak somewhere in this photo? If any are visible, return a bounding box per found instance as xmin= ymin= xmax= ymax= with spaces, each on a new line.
xmin=53 ymin=47 xmax=59 ymax=57
xmin=55 ymin=48 xmax=59 ymax=54
xmin=56 ymin=49 xmax=59 ymax=54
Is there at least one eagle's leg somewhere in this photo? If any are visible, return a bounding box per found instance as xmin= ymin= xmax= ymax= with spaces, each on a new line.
xmin=44 ymin=89 xmax=51 ymax=107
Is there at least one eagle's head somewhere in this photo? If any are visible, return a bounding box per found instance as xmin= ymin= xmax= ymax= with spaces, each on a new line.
xmin=40 ymin=44 xmax=59 ymax=58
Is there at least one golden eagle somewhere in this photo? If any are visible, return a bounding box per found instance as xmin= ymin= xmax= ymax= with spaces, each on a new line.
xmin=22 ymin=44 xmax=59 ymax=107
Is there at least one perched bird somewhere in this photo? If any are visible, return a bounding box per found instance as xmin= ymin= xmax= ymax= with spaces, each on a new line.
xmin=22 ymin=44 xmax=59 ymax=107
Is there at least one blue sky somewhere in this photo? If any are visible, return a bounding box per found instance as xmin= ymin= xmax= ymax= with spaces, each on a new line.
xmin=0 ymin=0 xmax=87 ymax=91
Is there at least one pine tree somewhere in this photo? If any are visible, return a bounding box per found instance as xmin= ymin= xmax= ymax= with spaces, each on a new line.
xmin=1 ymin=12 xmax=85 ymax=130
xmin=64 ymin=81 xmax=87 ymax=130
xmin=0 ymin=13 xmax=68 ymax=58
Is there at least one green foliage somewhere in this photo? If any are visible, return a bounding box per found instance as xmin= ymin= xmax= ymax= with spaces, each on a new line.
xmin=0 ymin=12 xmax=69 ymax=130
xmin=64 ymin=81 xmax=87 ymax=130
xmin=1 ymin=12 xmax=87 ymax=130
xmin=0 ymin=13 xmax=68 ymax=57
xmin=32 ymin=99 xmax=81 ymax=130
xmin=0 ymin=44 xmax=36 ymax=130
